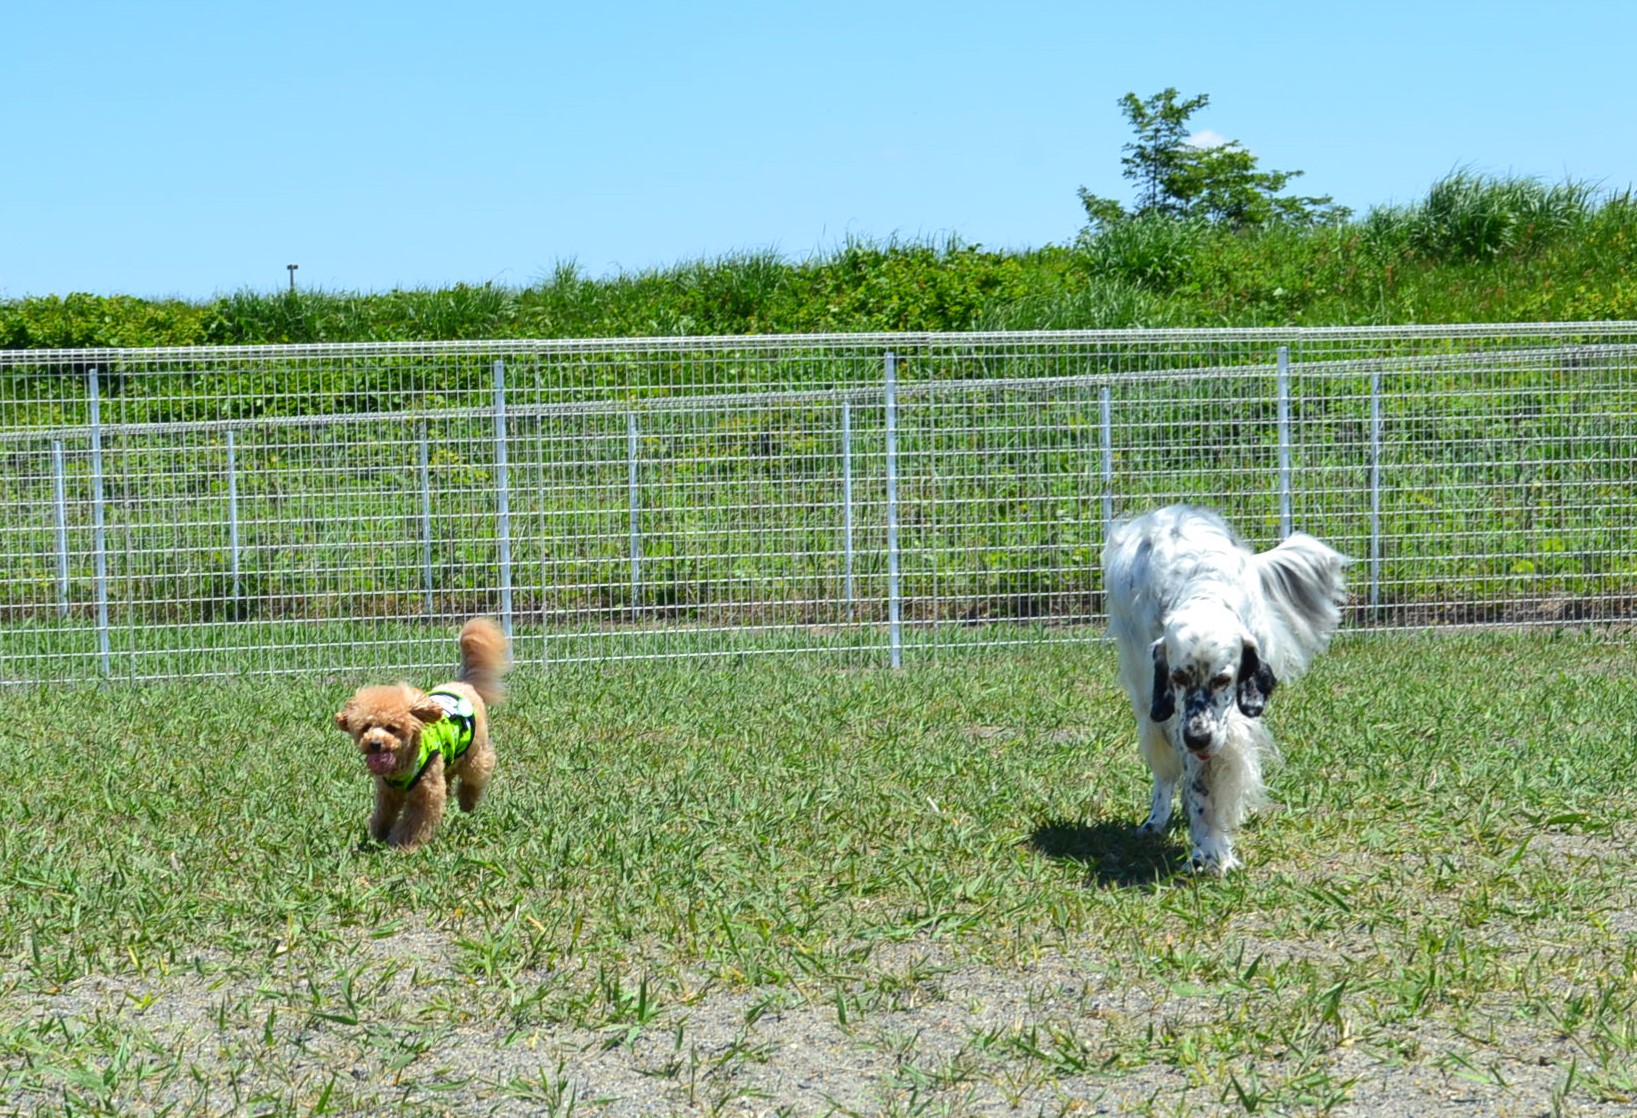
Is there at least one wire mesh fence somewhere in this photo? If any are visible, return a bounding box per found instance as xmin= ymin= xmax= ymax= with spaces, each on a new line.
xmin=2 ymin=324 xmax=1633 ymax=683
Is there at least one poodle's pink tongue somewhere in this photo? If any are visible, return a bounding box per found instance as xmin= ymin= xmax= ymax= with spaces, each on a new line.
xmin=366 ymin=753 xmax=396 ymax=775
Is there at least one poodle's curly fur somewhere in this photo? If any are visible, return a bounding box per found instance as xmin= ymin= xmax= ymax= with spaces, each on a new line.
xmin=333 ymin=618 xmax=510 ymax=852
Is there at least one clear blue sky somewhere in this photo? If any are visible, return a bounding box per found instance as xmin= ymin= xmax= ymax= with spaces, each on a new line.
xmin=5 ymin=0 xmax=1632 ymax=301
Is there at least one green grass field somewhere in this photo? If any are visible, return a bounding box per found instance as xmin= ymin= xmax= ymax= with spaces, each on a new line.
xmin=0 ymin=630 xmax=1633 ymax=1115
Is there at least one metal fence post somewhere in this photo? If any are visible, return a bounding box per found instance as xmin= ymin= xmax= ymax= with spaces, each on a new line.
xmin=884 ymin=353 xmax=902 ymax=669
xmin=1098 ymin=386 xmax=1114 ymax=537
xmin=87 ymin=367 xmax=110 ymax=679
xmin=1277 ymin=345 xmax=1292 ymax=538
xmin=841 ymin=399 xmax=855 ymax=618
xmin=417 ymin=420 xmax=435 ymax=617
xmin=493 ymin=360 xmax=513 ymax=642
xmin=628 ymin=412 xmax=641 ymax=620
xmin=1369 ymin=369 xmax=1383 ymax=612
xmin=51 ymin=440 xmax=70 ymax=618
xmin=226 ymin=429 xmax=241 ymax=613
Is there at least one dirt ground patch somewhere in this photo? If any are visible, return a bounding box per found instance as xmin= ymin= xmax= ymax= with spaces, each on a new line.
xmin=5 ymin=933 xmax=1631 ymax=1117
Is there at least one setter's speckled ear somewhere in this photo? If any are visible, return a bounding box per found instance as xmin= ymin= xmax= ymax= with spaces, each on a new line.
xmin=1148 ymin=640 xmax=1176 ymax=723
xmin=1235 ymin=640 xmax=1277 ymax=718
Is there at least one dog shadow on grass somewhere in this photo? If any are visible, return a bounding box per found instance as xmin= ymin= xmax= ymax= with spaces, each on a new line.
xmin=1028 ymin=816 xmax=1187 ymax=889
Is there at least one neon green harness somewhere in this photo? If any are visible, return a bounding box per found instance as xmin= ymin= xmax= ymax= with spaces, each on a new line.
xmin=384 ymin=689 xmax=477 ymax=792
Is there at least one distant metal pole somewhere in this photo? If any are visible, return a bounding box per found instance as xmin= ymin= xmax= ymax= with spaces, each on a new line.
xmin=493 ymin=361 xmax=513 ymax=642
xmin=1369 ymin=369 xmax=1383 ymax=613
xmin=1277 ymin=346 xmax=1293 ymax=538
xmin=1098 ymin=386 xmax=1114 ymax=536
xmin=87 ymin=368 xmax=110 ymax=678
xmin=287 ymin=264 xmax=298 ymax=291
xmin=47 ymin=438 xmax=70 ymax=622
xmin=51 ymin=440 xmax=70 ymax=618
xmin=226 ymin=430 xmax=241 ymax=613
xmin=884 ymin=353 xmax=902 ymax=669
xmin=627 ymin=412 xmax=641 ymax=620
xmin=418 ymin=421 xmax=435 ymax=617
xmin=841 ymin=399 xmax=856 ymax=618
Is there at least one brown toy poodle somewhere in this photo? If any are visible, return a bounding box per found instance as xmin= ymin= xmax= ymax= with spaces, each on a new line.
xmin=334 ymin=617 xmax=510 ymax=851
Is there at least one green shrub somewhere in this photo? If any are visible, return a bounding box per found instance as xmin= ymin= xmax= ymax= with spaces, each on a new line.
xmin=0 ymin=293 xmax=210 ymax=349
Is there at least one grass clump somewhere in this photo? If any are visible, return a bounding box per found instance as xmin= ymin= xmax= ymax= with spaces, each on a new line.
xmin=1365 ymin=171 xmax=1599 ymax=261
xmin=1075 ymin=212 xmax=1211 ymax=293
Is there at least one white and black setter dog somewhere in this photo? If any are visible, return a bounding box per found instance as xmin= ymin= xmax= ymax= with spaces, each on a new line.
xmin=1103 ymin=505 xmax=1349 ymax=873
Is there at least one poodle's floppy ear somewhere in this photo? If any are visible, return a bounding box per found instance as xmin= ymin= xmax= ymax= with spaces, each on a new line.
xmin=1148 ymin=640 xmax=1176 ymax=723
xmin=1236 ymin=640 xmax=1277 ymax=718
xmin=410 ymin=693 xmax=447 ymax=725
xmin=333 ymin=707 xmax=352 ymax=732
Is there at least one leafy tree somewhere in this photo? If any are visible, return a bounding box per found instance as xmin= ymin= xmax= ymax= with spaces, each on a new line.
xmin=1078 ymin=88 xmax=1348 ymax=234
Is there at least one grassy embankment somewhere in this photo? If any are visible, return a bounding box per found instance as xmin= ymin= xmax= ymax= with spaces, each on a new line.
xmin=3 ymin=174 xmax=1635 ymax=349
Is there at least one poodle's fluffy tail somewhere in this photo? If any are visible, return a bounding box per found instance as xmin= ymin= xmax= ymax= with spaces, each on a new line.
xmin=457 ymin=617 xmax=511 ymax=707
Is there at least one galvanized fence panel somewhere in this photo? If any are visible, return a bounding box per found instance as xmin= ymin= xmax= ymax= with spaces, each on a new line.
xmin=1 ymin=326 xmax=1633 ymax=683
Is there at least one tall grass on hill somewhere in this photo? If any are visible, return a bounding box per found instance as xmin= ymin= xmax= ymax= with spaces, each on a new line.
xmin=1363 ymin=171 xmax=1598 ymax=260
xmin=1074 ymin=212 xmax=1210 ymax=293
